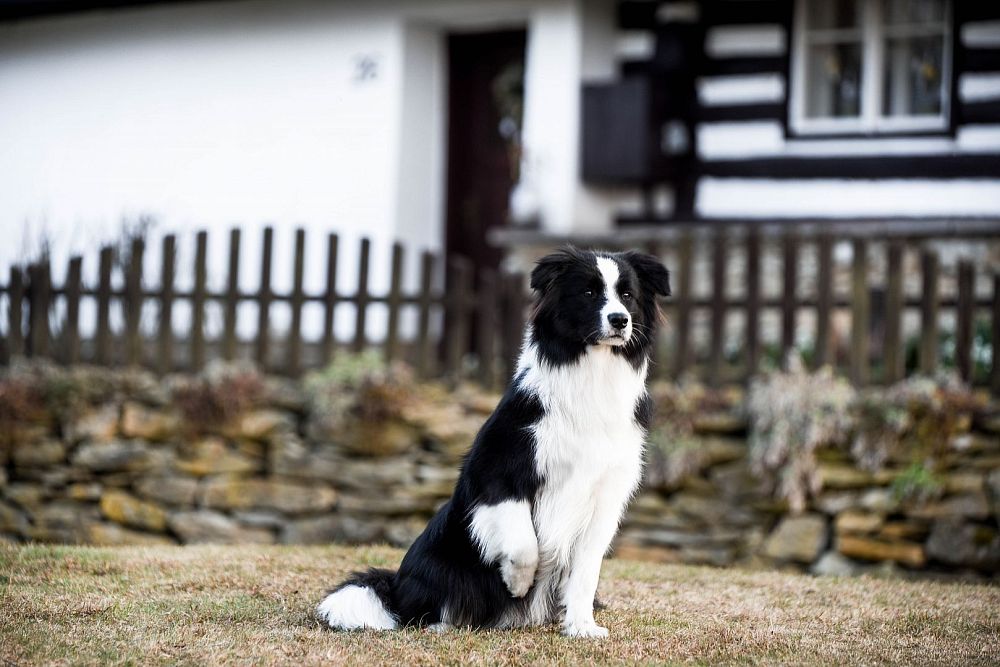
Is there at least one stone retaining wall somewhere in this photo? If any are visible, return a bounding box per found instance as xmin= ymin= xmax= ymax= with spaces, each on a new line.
xmin=1 ymin=363 xmax=997 ymax=580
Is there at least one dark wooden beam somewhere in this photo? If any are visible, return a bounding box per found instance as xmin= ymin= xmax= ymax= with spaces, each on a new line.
xmin=697 ymin=154 xmax=1000 ymax=179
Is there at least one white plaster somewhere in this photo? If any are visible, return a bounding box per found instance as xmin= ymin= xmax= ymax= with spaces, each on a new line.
xmin=697 ymin=178 xmax=1000 ymax=219
xmin=962 ymin=20 xmax=1000 ymax=48
xmin=697 ymin=74 xmax=786 ymax=106
xmin=706 ymin=25 xmax=785 ymax=58
xmin=960 ymin=73 xmax=1000 ymax=102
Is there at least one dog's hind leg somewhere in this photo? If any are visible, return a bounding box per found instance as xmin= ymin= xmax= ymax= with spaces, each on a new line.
xmin=468 ymin=499 xmax=538 ymax=598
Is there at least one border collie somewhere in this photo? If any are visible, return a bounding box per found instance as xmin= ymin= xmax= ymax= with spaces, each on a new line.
xmin=316 ymin=247 xmax=670 ymax=638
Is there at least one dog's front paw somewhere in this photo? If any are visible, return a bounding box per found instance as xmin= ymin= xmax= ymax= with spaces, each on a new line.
xmin=500 ymin=550 xmax=538 ymax=598
xmin=562 ymin=620 xmax=609 ymax=639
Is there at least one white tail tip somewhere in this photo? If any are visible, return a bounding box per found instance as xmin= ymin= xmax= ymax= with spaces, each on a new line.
xmin=316 ymin=585 xmax=398 ymax=631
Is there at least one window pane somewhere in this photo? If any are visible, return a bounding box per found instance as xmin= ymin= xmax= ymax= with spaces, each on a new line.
xmin=805 ymin=42 xmax=863 ymax=118
xmin=806 ymin=0 xmax=860 ymax=30
xmin=885 ymin=0 xmax=946 ymax=26
xmin=882 ymin=35 xmax=944 ymax=116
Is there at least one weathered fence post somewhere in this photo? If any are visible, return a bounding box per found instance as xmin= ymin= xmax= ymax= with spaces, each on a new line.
xmin=27 ymin=259 xmax=52 ymax=359
xmin=321 ymin=233 xmax=340 ymax=366
xmin=476 ymin=268 xmax=499 ymax=389
xmin=7 ymin=266 xmax=24 ymax=358
xmin=158 ymin=235 xmax=176 ymax=374
xmin=384 ymin=242 xmax=404 ymax=364
xmin=955 ymin=260 xmax=975 ymax=384
xmin=992 ymin=273 xmax=1000 ymax=396
xmin=190 ymin=231 xmax=208 ymax=372
xmin=445 ymin=256 xmax=472 ymax=380
xmin=883 ymin=241 xmax=904 ymax=384
xmin=781 ymin=233 xmax=798 ymax=363
xmin=850 ymin=239 xmax=869 ymax=385
xmin=352 ymin=237 xmax=371 ymax=353
xmin=708 ymin=230 xmax=726 ymax=387
xmin=287 ymin=228 xmax=306 ymax=376
xmin=673 ymin=232 xmax=693 ymax=378
xmin=255 ymin=226 xmax=274 ymax=370
xmin=744 ymin=229 xmax=761 ymax=381
xmin=125 ymin=237 xmax=144 ymax=367
xmin=919 ymin=250 xmax=940 ymax=375
xmin=415 ymin=250 xmax=436 ymax=378
xmin=222 ymin=228 xmax=241 ymax=361
xmin=96 ymin=247 xmax=113 ymax=365
xmin=814 ymin=234 xmax=833 ymax=370
xmin=63 ymin=257 xmax=82 ymax=365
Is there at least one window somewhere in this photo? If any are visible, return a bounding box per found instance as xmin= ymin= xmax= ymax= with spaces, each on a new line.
xmin=790 ymin=0 xmax=951 ymax=135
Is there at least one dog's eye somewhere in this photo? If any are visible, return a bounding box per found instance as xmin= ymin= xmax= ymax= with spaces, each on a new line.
xmin=621 ymin=291 xmax=633 ymax=301
xmin=583 ymin=290 xmax=595 ymax=299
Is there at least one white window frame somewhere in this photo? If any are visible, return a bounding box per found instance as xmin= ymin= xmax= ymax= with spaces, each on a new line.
xmin=789 ymin=0 xmax=952 ymax=136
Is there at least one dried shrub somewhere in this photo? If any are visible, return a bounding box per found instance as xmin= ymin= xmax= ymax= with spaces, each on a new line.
xmin=746 ymin=354 xmax=856 ymax=513
xmin=304 ymin=352 xmax=416 ymax=436
xmin=0 ymin=365 xmax=47 ymax=440
xmin=644 ymin=380 xmax=740 ymax=490
xmin=851 ymin=374 xmax=981 ymax=472
xmin=172 ymin=362 xmax=265 ymax=429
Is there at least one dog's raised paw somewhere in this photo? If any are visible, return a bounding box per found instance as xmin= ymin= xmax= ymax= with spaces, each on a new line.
xmin=562 ymin=621 xmax=609 ymax=639
xmin=500 ymin=552 xmax=537 ymax=598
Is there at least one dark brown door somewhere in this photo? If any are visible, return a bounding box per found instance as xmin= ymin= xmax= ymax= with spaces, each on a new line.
xmin=444 ymin=29 xmax=526 ymax=275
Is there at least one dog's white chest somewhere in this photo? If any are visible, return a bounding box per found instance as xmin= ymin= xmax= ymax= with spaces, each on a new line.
xmin=518 ymin=346 xmax=647 ymax=572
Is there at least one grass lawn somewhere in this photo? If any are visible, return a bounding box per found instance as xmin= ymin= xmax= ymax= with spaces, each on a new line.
xmin=1 ymin=544 xmax=998 ymax=666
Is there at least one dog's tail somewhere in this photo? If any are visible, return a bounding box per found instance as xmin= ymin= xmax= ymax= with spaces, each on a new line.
xmin=316 ymin=568 xmax=399 ymax=631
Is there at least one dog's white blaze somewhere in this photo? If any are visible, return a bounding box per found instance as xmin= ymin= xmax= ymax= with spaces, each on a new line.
xmin=316 ymin=585 xmax=398 ymax=631
xmin=595 ymin=256 xmax=632 ymax=343
xmin=514 ymin=334 xmax=648 ymax=633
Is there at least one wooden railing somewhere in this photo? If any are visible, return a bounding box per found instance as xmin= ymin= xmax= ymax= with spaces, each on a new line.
xmin=0 ymin=228 xmax=527 ymax=388
xmin=2 ymin=223 xmax=998 ymax=391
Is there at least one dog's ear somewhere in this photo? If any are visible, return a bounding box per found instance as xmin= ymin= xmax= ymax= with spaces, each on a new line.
xmin=530 ymin=247 xmax=580 ymax=293
xmin=622 ymin=251 xmax=671 ymax=297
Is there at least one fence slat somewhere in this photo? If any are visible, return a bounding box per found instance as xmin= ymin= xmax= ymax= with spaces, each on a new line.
xmin=190 ymin=231 xmax=208 ymax=372
xmin=955 ymin=260 xmax=975 ymax=384
xmin=64 ymin=257 xmax=82 ymax=364
xmin=416 ymin=251 xmax=437 ymax=378
xmin=96 ymin=247 xmax=113 ymax=365
xmin=502 ymin=272 xmax=526 ymax=383
xmin=883 ymin=241 xmax=904 ymax=384
xmin=384 ymin=242 xmax=404 ymax=363
xmin=255 ymin=227 xmax=274 ymax=369
xmin=919 ymin=251 xmax=940 ymax=375
xmin=28 ymin=260 xmax=51 ymax=358
xmin=673 ymin=233 xmax=693 ymax=378
xmin=476 ymin=268 xmax=498 ymax=388
xmin=7 ymin=266 xmax=24 ymax=358
xmin=850 ymin=239 xmax=870 ymax=385
xmin=321 ymin=233 xmax=339 ymax=366
xmin=708 ymin=231 xmax=726 ymax=387
xmin=158 ymin=235 xmax=176 ymax=374
xmin=992 ymin=273 xmax=1000 ymax=396
xmin=814 ymin=234 xmax=833 ymax=369
xmin=781 ymin=233 xmax=798 ymax=361
xmin=445 ymin=256 xmax=472 ymax=380
xmin=744 ymin=229 xmax=760 ymax=381
xmin=287 ymin=228 xmax=306 ymax=376
xmin=352 ymin=237 xmax=371 ymax=353
xmin=125 ymin=237 xmax=144 ymax=367
xmin=222 ymin=228 xmax=241 ymax=361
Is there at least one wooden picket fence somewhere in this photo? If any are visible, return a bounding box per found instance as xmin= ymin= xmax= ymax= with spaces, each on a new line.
xmin=0 ymin=228 xmax=528 ymax=388
xmin=1 ymin=223 xmax=998 ymax=391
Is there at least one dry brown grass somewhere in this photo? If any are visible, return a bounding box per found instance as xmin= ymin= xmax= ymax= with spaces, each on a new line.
xmin=1 ymin=544 xmax=997 ymax=666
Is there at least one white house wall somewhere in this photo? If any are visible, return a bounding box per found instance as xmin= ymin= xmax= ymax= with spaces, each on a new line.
xmin=0 ymin=0 xmax=612 ymax=340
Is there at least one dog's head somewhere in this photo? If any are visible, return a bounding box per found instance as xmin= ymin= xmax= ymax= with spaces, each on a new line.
xmin=529 ymin=246 xmax=670 ymax=365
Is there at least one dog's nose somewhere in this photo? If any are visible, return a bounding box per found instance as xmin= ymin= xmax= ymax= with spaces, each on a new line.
xmin=608 ymin=312 xmax=629 ymax=330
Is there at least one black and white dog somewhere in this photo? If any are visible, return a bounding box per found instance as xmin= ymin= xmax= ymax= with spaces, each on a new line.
xmin=316 ymin=247 xmax=670 ymax=638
